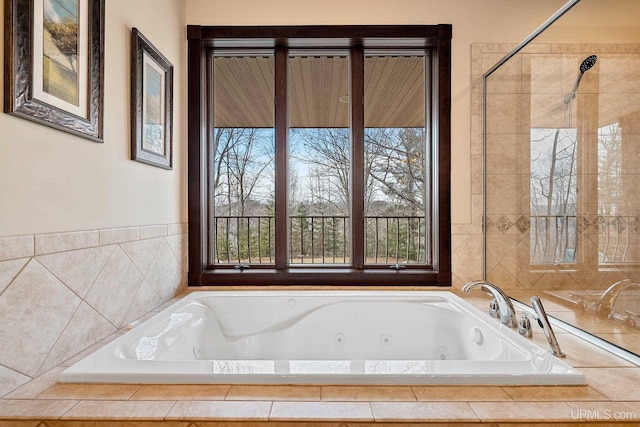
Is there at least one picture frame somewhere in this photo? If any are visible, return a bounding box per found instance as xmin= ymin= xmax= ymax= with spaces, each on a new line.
xmin=4 ymin=0 xmax=105 ymax=142
xmin=130 ymin=28 xmax=173 ymax=169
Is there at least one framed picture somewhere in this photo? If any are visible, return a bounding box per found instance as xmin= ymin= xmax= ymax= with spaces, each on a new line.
xmin=131 ymin=28 xmax=173 ymax=169
xmin=4 ymin=0 xmax=105 ymax=142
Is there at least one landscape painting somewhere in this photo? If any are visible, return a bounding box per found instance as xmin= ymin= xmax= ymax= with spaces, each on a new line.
xmin=4 ymin=0 xmax=104 ymax=142
xmin=142 ymin=54 xmax=166 ymax=156
xmin=131 ymin=28 xmax=173 ymax=169
xmin=33 ymin=0 xmax=88 ymax=118
xmin=42 ymin=0 xmax=80 ymax=106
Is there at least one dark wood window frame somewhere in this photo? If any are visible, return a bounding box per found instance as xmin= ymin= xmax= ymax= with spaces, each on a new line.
xmin=187 ymin=25 xmax=452 ymax=287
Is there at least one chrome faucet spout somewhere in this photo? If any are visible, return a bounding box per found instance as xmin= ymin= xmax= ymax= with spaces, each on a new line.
xmin=596 ymin=278 xmax=634 ymax=318
xmin=531 ymin=296 xmax=565 ymax=357
xmin=462 ymin=281 xmax=517 ymax=328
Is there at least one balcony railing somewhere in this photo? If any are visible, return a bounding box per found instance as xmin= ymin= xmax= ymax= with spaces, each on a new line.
xmin=530 ymin=214 xmax=639 ymax=264
xmin=212 ymin=215 xmax=427 ymax=265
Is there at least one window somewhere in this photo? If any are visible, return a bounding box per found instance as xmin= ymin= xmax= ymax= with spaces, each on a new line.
xmin=188 ymin=25 xmax=452 ymax=286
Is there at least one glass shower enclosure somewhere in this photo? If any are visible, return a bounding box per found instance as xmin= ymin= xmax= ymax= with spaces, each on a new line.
xmin=483 ymin=0 xmax=640 ymax=359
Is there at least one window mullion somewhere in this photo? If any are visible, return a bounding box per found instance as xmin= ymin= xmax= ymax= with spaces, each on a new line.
xmin=350 ymin=44 xmax=365 ymax=269
xmin=274 ymin=44 xmax=289 ymax=269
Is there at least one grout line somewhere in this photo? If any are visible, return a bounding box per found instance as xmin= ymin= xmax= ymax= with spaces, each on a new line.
xmin=0 ymin=256 xmax=31 ymax=299
xmin=33 ymin=294 xmax=84 ymax=378
xmin=58 ymin=399 xmax=82 ymax=420
xmin=266 ymin=400 xmax=274 ymax=421
xmin=408 ymin=385 xmax=418 ymax=401
xmin=163 ymin=400 xmax=178 ymax=420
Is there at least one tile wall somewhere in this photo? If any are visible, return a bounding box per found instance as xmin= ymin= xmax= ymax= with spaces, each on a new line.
xmin=0 ymin=224 xmax=188 ymax=396
xmin=474 ymin=42 xmax=640 ymax=291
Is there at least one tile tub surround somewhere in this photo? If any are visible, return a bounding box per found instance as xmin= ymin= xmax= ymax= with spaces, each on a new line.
xmin=0 ymin=224 xmax=188 ymax=397
xmin=0 ymin=291 xmax=639 ymax=425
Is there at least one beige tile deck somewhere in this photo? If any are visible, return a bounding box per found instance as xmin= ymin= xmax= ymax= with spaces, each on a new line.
xmin=3 ymin=368 xmax=64 ymax=400
xmin=469 ymin=401 xmax=576 ymax=422
xmin=227 ymin=385 xmax=320 ymax=401
xmin=60 ymin=400 xmax=175 ymax=420
xmin=269 ymin=401 xmax=374 ymax=421
xmin=166 ymin=401 xmax=272 ymax=421
xmin=501 ymin=385 xmax=608 ymax=401
xmin=37 ymin=383 xmax=141 ymax=400
xmin=371 ymin=402 xmax=479 ymax=422
xmin=0 ymin=399 xmax=78 ymax=419
xmin=412 ymin=385 xmax=511 ymax=401
xmin=581 ymin=367 xmax=640 ymax=401
xmin=321 ymin=385 xmax=416 ymax=401
xmin=131 ymin=384 xmax=231 ymax=401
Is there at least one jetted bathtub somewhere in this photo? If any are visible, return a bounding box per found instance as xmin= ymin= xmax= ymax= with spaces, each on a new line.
xmin=60 ymin=291 xmax=584 ymax=385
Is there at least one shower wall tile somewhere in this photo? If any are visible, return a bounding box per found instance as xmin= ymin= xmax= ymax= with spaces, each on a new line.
xmin=485 ymin=53 xmax=521 ymax=94
xmin=471 ymin=154 xmax=483 ymax=195
xmin=120 ymin=237 xmax=163 ymax=277
xmin=451 ymin=235 xmax=483 ymax=285
xmin=528 ymin=93 xmax=566 ymax=128
xmin=99 ymin=227 xmax=140 ymax=246
xmin=550 ymin=43 xmax=593 ymax=54
xmin=524 ymin=55 xmax=562 ymax=94
xmin=36 ymin=245 xmax=116 ymax=298
xmin=140 ymin=224 xmax=168 ymax=239
xmin=485 ymin=94 xmax=522 ymax=134
xmin=169 ymin=223 xmax=187 ymax=235
xmin=519 ymin=43 xmax=551 ymax=55
xmin=166 ymin=233 xmax=188 ymax=270
xmin=474 ymin=43 xmax=517 ymax=54
xmin=485 ymin=175 xmax=522 ymax=215
xmin=0 ymin=257 xmax=29 ymax=295
xmin=145 ymin=239 xmax=183 ymax=302
xmin=85 ymin=246 xmax=145 ymax=327
xmin=470 ymin=113 xmax=483 ymax=155
xmin=485 ymin=133 xmax=520 ymax=174
xmin=121 ymin=280 xmax=163 ymax=327
xmin=485 ymin=261 xmax=522 ymax=290
xmin=0 ymin=235 xmax=34 ymax=261
xmin=600 ymin=56 xmax=640 ymax=94
xmin=35 ymin=230 xmax=99 ymax=255
xmin=595 ymin=43 xmax=640 ymax=53
xmin=0 ymin=365 xmax=30 ymax=398
xmin=469 ymin=75 xmax=483 ymax=115
xmin=0 ymin=259 xmax=80 ymax=376
xmin=37 ymin=302 xmax=116 ymax=376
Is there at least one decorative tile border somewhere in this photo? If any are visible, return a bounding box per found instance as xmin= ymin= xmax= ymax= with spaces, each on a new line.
xmin=485 ymin=215 xmax=640 ymax=235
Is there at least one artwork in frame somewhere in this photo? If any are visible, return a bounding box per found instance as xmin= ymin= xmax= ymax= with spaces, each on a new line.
xmin=4 ymin=0 xmax=105 ymax=142
xmin=131 ymin=28 xmax=173 ymax=169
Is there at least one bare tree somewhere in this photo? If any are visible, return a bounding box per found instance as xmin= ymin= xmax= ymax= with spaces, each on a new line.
xmin=212 ymin=128 xmax=274 ymax=216
xmin=366 ymin=127 xmax=425 ymax=215
xmin=290 ymin=128 xmax=350 ymax=215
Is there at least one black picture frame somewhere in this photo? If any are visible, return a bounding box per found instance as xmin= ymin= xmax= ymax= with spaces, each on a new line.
xmin=4 ymin=0 xmax=105 ymax=142
xmin=131 ymin=28 xmax=173 ymax=169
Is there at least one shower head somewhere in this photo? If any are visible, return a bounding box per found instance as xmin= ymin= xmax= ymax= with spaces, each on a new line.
xmin=579 ymin=55 xmax=597 ymax=74
xmin=564 ymin=55 xmax=597 ymax=104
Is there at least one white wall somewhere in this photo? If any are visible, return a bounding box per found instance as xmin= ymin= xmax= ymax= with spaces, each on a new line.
xmin=185 ymin=0 xmax=568 ymax=224
xmin=0 ymin=0 xmax=187 ymax=236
